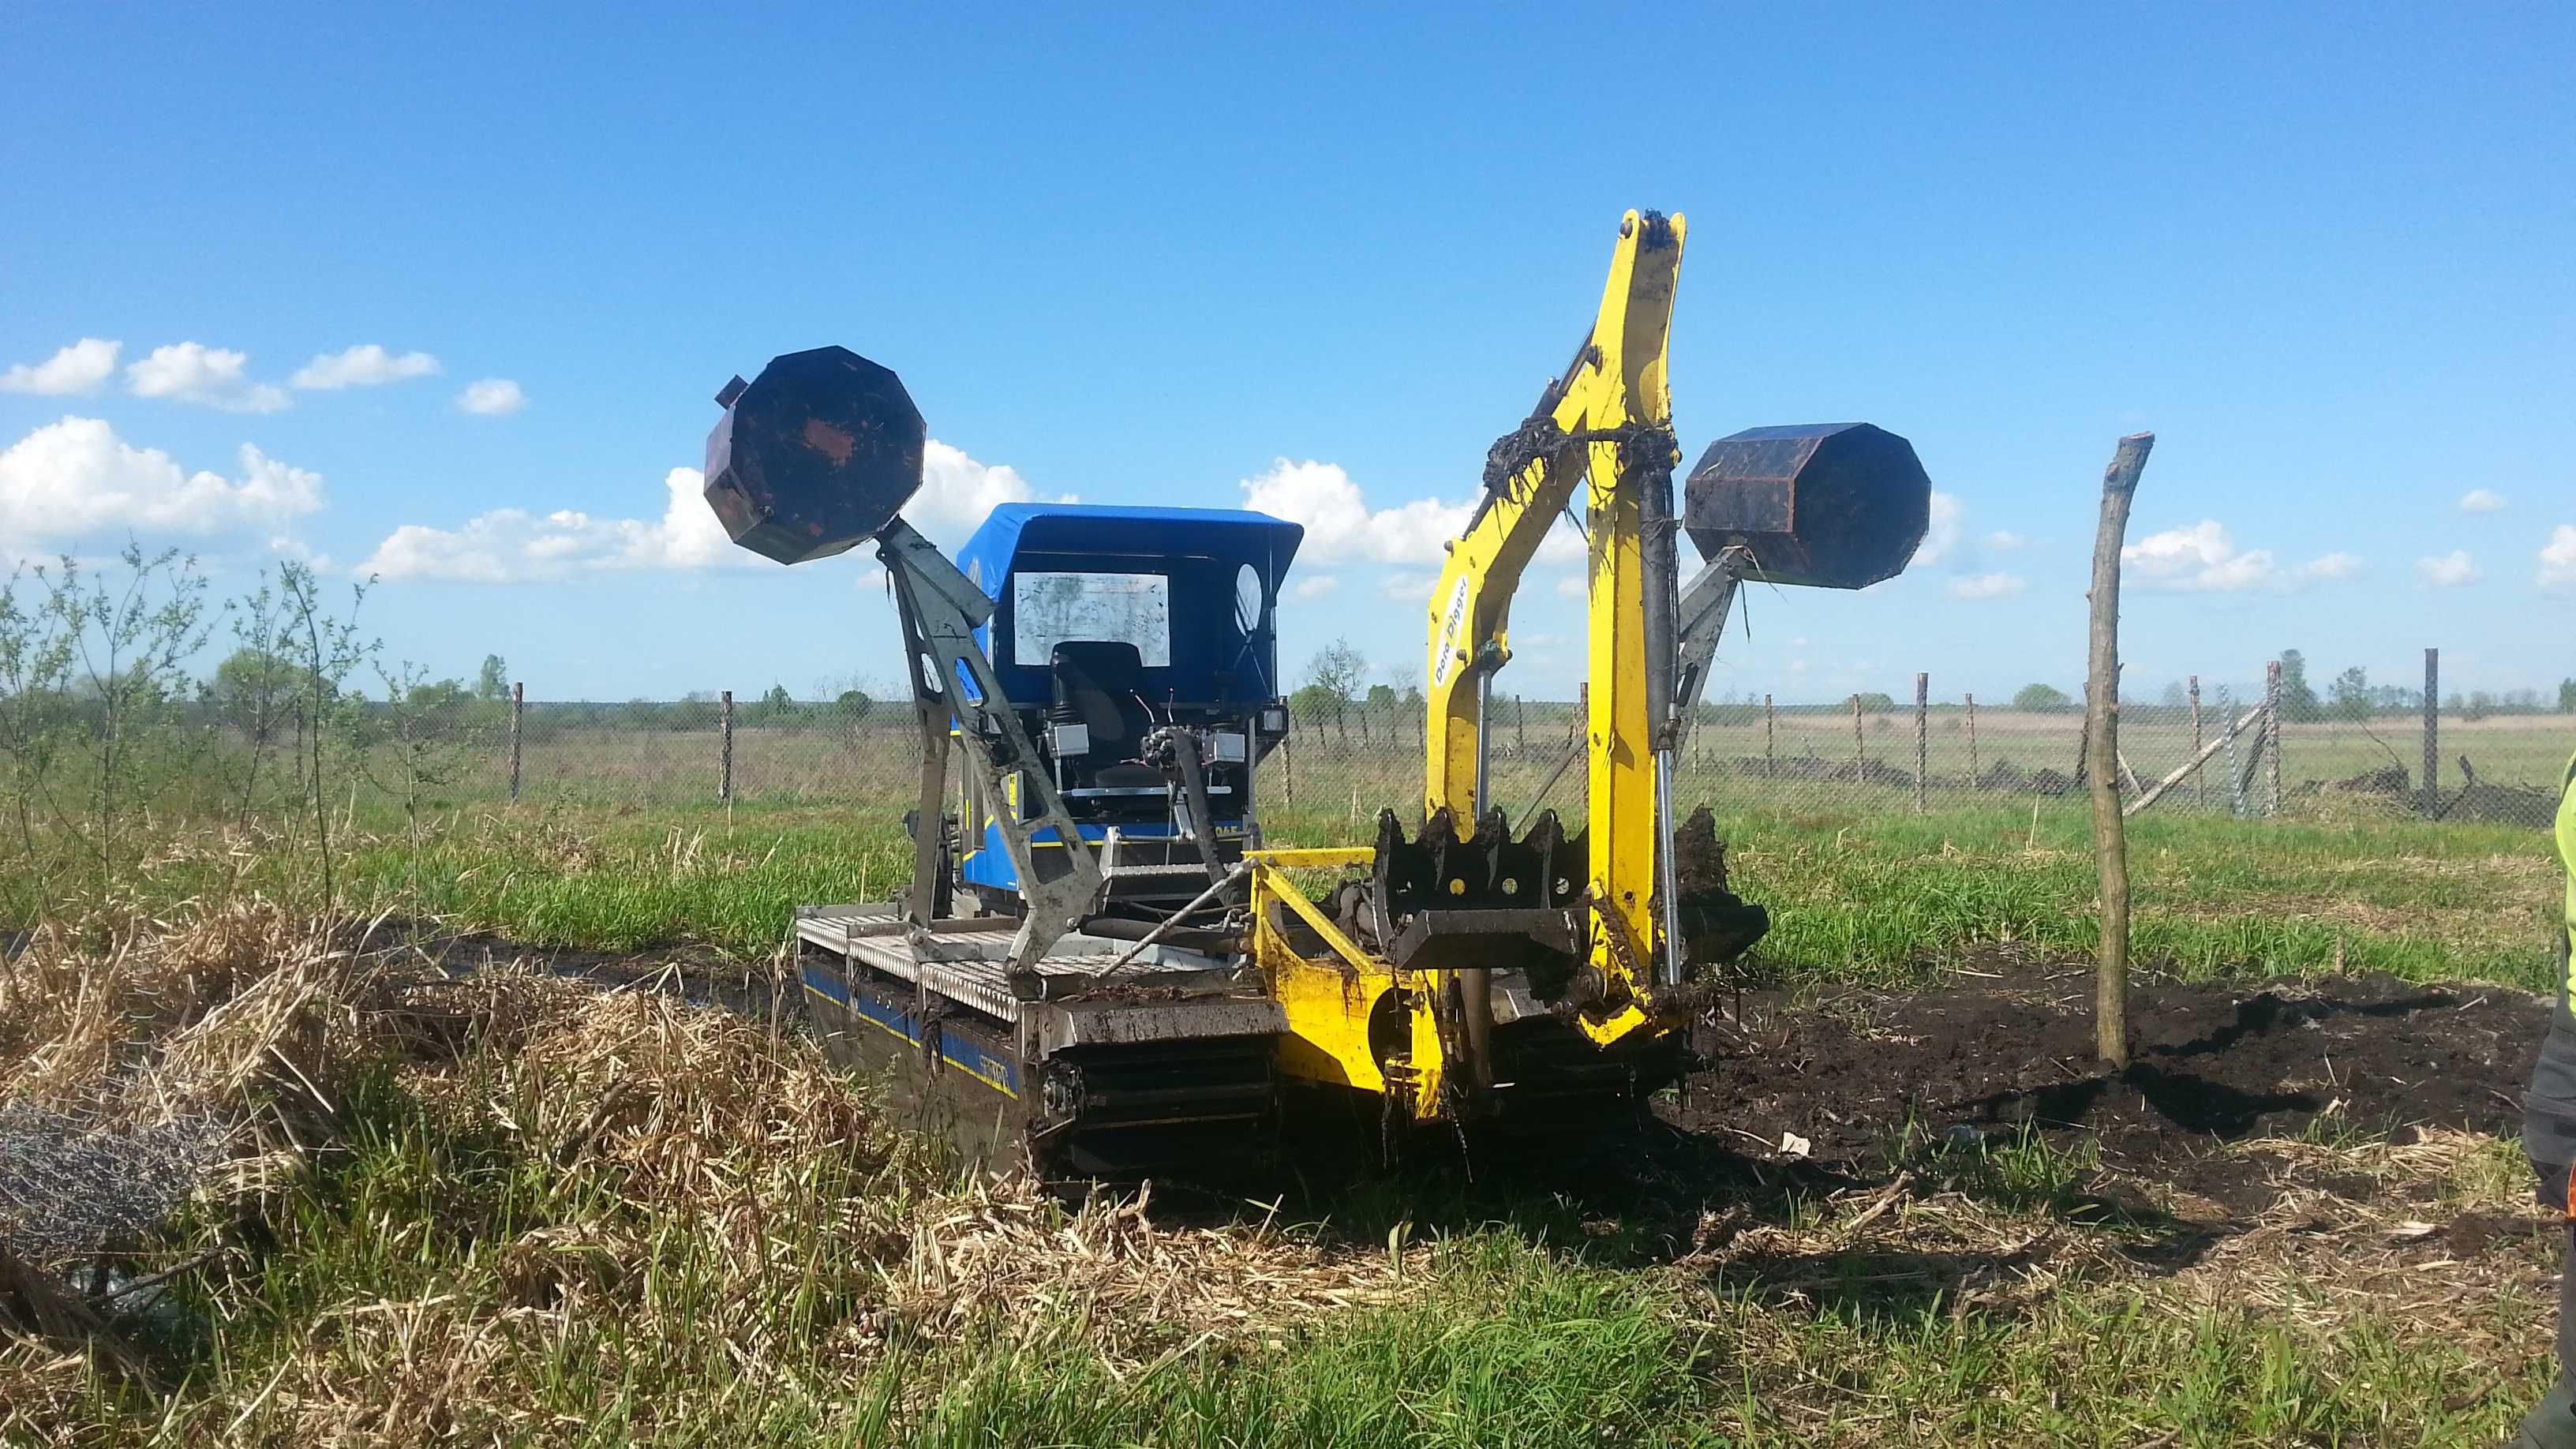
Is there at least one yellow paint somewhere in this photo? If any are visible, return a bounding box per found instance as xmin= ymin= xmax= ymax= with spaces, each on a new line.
xmin=2557 ymin=751 xmax=2574 ymax=998
xmin=1244 ymin=846 xmax=1378 ymax=869
xmin=1249 ymin=860 xmax=1451 ymax=1122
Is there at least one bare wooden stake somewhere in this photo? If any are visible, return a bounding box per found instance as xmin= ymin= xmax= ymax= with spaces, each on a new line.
xmin=508 ymin=682 xmax=524 ymax=803
xmin=2264 ymin=659 xmax=2282 ymax=815
xmin=1965 ymin=692 xmax=1979 ymax=785
xmin=1764 ymin=693 xmax=1775 ymax=777
xmin=2188 ymin=675 xmax=2203 ymax=807
xmin=720 ymin=689 xmax=736 ymax=803
xmin=2086 ymin=432 xmax=2154 ymax=1069
xmin=1913 ymin=672 xmax=1929 ymax=813
xmin=1851 ymin=694 xmax=1865 ymax=781
xmin=2421 ymin=647 xmax=2439 ymax=818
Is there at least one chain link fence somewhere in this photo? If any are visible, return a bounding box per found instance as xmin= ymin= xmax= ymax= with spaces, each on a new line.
xmin=418 ymin=660 xmax=2570 ymax=831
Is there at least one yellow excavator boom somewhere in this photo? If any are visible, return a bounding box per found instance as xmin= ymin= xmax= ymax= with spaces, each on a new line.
xmin=1421 ymin=208 xmax=1685 ymax=1046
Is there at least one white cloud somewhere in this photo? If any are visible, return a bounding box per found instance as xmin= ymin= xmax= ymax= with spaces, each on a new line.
xmin=124 ymin=343 xmax=290 ymax=413
xmin=1380 ymin=572 xmax=1436 ymax=603
xmin=1948 ymin=572 xmax=2024 ymax=601
xmin=454 ymin=378 xmax=526 ymax=416
xmin=1238 ymin=459 xmax=1468 ymax=565
xmin=291 ymin=344 xmax=440 ymax=390
xmin=902 ymin=439 xmax=1071 ymax=543
xmin=2458 ymin=489 xmax=2507 ymax=514
xmin=2537 ymin=526 xmax=2576 ymax=592
xmin=2119 ymin=520 xmax=2355 ymax=593
xmin=1 ymin=339 xmax=121 ymax=395
xmin=365 ymin=437 xmax=1050 ymax=582
xmin=1983 ymin=530 xmax=2026 ymax=551
xmin=2121 ymin=520 xmax=2275 ymax=592
xmin=365 ymin=466 xmax=732 ymax=582
xmin=0 ymin=416 xmax=324 ymax=541
xmin=2414 ymin=549 xmax=2481 ymax=587
xmin=1556 ymin=574 xmax=1586 ymax=598
xmin=1911 ymin=492 xmax=1964 ymax=567
xmin=1289 ymin=574 xmax=1339 ymax=601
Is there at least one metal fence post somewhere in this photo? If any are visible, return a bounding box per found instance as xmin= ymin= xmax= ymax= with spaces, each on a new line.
xmin=2264 ymin=659 xmax=2282 ymax=816
xmin=1913 ymin=672 xmax=1929 ymax=813
xmin=719 ymin=690 xmax=736 ymax=803
xmin=2188 ymin=675 xmax=2203 ymax=807
xmin=2421 ymin=647 xmax=2439 ymax=817
xmin=508 ymin=682 xmax=523 ymax=803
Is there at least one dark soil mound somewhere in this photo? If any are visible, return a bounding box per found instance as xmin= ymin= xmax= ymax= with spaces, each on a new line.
xmin=1668 ymin=964 xmax=2546 ymax=1214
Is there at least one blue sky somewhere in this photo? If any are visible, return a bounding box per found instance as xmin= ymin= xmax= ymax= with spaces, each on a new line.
xmin=3 ymin=3 xmax=2570 ymax=706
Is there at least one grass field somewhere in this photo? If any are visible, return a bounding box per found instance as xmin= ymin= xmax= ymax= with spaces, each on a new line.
xmin=3 ymin=775 xmax=2571 ymax=1444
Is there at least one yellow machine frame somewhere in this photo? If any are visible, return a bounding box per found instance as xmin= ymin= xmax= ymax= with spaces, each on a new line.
xmin=1250 ymin=211 xmax=1687 ymax=1122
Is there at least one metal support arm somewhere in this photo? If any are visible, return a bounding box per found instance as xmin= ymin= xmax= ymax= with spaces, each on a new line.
xmin=1667 ymin=545 xmax=1750 ymax=752
xmin=876 ymin=517 xmax=1106 ymax=990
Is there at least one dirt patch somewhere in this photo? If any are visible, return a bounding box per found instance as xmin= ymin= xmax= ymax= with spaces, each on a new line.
xmin=1668 ymin=964 xmax=2546 ymax=1216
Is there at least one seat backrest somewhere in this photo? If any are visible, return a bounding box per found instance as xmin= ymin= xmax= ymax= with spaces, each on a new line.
xmin=1051 ymin=642 xmax=1153 ymax=758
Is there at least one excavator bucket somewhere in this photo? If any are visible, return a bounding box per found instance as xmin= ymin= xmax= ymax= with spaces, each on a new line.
xmin=1681 ymin=423 xmax=1930 ymax=589
xmin=704 ymin=346 xmax=927 ymax=565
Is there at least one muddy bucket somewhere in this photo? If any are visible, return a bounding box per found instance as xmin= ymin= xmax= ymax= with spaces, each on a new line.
xmin=1681 ymin=423 xmax=1930 ymax=589
xmin=703 ymin=346 xmax=927 ymax=565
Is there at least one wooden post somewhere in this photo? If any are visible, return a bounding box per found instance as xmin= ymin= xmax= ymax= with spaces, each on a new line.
xmin=2085 ymin=432 xmax=2154 ymax=1069
xmin=1965 ymin=692 xmax=1979 ymax=786
xmin=508 ymin=682 xmax=524 ymax=802
xmin=1913 ymin=672 xmax=1929 ymax=812
xmin=1851 ymin=693 xmax=1865 ymax=780
xmin=2188 ymin=675 xmax=2203 ymax=807
xmin=2263 ymin=659 xmax=2282 ymax=816
xmin=719 ymin=689 xmax=736 ymax=803
xmin=1514 ymin=694 xmax=1528 ymax=759
xmin=2421 ymin=648 xmax=2439 ymax=817
xmin=1763 ymin=693 xmax=1775 ymax=777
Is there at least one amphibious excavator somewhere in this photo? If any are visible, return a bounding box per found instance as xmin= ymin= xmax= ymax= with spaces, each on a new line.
xmin=702 ymin=210 xmax=1930 ymax=1178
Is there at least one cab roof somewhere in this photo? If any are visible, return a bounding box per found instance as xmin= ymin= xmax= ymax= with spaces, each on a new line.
xmin=955 ymin=503 xmax=1305 ymax=601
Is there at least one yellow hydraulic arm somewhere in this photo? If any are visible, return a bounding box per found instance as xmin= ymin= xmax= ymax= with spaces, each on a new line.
xmin=1420 ymin=209 xmax=1684 ymax=1047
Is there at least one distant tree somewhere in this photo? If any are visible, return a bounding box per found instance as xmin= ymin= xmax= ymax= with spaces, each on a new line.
xmin=2013 ymin=683 xmax=2072 ymax=712
xmin=475 ymin=653 xmax=509 ymax=701
xmin=2275 ymin=650 xmax=2322 ymax=722
xmin=405 ymin=677 xmax=471 ymax=710
xmin=1288 ymin=683 xmax=1340 ymax=729
xmin=2560 ymin=678 xmax=2575 ymax=713
xmin=2464 ymin=690 xmax=2496 ymax=722
xmin=1305 ymin=639 xmax=1366 ymax=700
xmin=1852 ymin=691 xmax=1896 ymax=713
xmin=837 ymin=687 xmax=873 ymax=721
xmin=1365 ymin=683 xmax=1398 ymax=710
xmin=2327 ymin=665 xmax=2372 ymax=722
xmin=2159 ymin=680 xmax=2188 ymax=709
xmin=1302 ymin=638 xmax=1367 ymax=741
xmin=211 ymin=646 xmax=304 ymax=712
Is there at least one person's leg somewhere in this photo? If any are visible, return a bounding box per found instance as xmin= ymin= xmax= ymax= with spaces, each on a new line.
xmin=2514 ymin=1226 xmax=2576 ymax=1447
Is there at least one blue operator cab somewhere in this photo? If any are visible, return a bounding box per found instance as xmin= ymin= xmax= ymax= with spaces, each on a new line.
xmin=938 ymin=503 xmax=1303 ymax=915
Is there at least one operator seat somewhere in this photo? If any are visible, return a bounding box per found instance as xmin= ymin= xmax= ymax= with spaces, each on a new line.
xmin=1050 ymin=642 xmax=1163 ymax=791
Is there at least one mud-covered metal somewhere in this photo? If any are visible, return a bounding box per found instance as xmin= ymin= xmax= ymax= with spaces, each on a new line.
xmin=1669 ymin=805 xmax=1769 ymax=968
xmin=1682 ymin=423 xmax=1930 ymax=589
xmin=1365 ymin=807 xmax=1592 ymax=996
xmin=704 ymin=346 xmax=927 ymax=565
